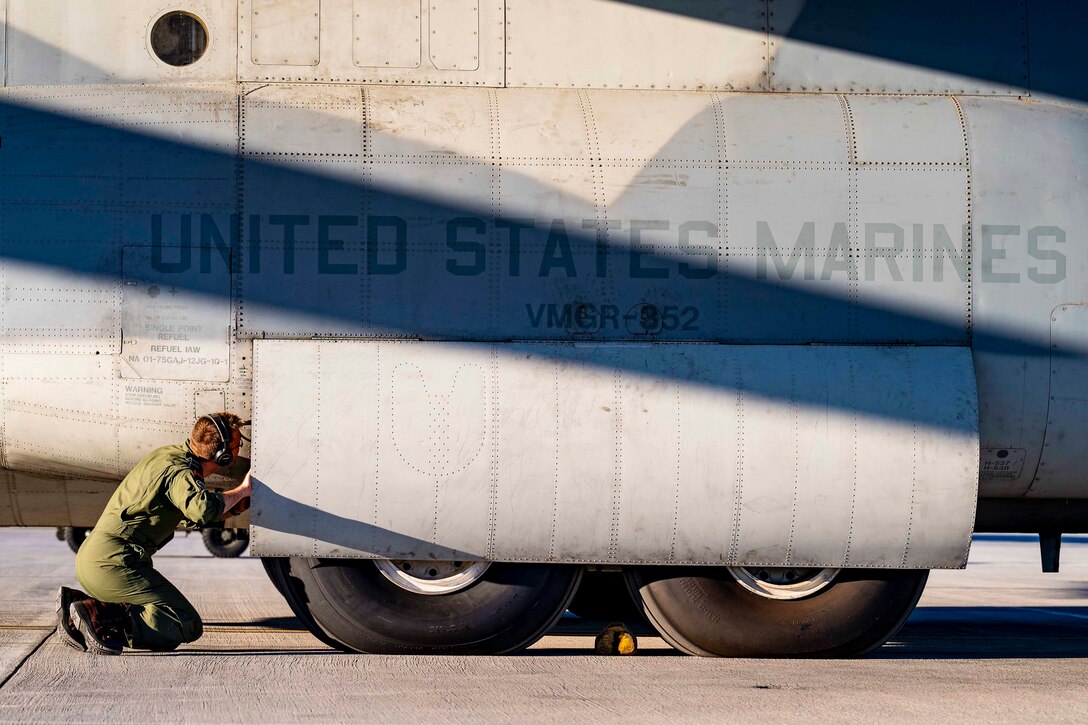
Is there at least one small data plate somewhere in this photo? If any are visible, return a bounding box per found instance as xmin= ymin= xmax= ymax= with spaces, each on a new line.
xmin=980 ymin=448 xmax=1027 ymax=480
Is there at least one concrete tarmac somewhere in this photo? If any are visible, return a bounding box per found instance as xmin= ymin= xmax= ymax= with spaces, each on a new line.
xmin=1 ymin=528 xmax=1087 ymax=724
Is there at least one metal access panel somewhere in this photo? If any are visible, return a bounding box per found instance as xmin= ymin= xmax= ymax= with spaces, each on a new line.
xmin=121 ymin=246 xmax=231 ymax=382
xmin=353 ymin=0 xmax=421 ymax=69
xmin=1031 ymin=305 xmax=1088 ymax=497
xmin=238 ymin=0 xmax=504 ymax=85
xmin=249 ymin=0 xmax=321 ymax=66
xmin=251 ymin=340 xmax=979 ymax=568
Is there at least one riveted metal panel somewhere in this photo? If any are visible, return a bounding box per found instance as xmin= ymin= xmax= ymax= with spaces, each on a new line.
xmin=1032 ymin=305 xmax=1088 ymax=497
xmin=0 ymin=85 xmax=236 ymax=354
xmin=849 ymin=96 xmax=967 ymax=165
xmin=353 ymin=0 xmax=421 ymax=69
xmin=359 ymin=92 xmax=494 ymax=340
xmin=0 ymin=350 xmax=219 ymax=488
xmin=361 ymin=158 xmax=494 ymax=338
xmin=251 ymin=340 xmax=979 ymax=568
xmin=242 ymin=85 xmax=363 ymax=156
xmin=725 ymin=168 xmax=852 ymax=342
xmin=429 ymin=0 xmax=479 ymax=71
xmin=4 ymin=0 xmax=236 ymax=85
xmin=504 ymin=0 xmax=768 ymax=91
xmin=250 ymin=0 xmax=321 ymax=67
xmin=0 ymin=255 xmax=119 ymax=353
xmin=366 ymin=85 xmax=492 ymax=159
xmin=963 ymin=98 xmax=1088 ymax=496
xmin=597 ymin=90 xmax=720 ymax=159
xmin=496 ymin=87 xmax=589 ymax=159
xmin=0 ymin=84 xmax=237 ymax=179
xmin=852 ymin=168 xmax=970 ymax=342
xmin=590 ymin=92 xmax=725 ymax=338
xmin=235 ymin=86 xmax=982 ymax=344
xmin=0 ymin=89 xmax=122 ymax=354
xmin=239 ymin=1 xmax=504 ymax=86
xmin=718 ymin=94 xmax=848 ymax=162
xmin=768 ymin=0 xmax=1029 ymax=96
xmin=2 ymin=353 xmax=119 ymax=479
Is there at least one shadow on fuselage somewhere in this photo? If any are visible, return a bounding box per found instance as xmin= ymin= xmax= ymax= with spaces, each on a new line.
xmin=0 ymin=17 xmax=1079 ymax=433
xmin=616 ymin=0 xmax=1088 ymax=105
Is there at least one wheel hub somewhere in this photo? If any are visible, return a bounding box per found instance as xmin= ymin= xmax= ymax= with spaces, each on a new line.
xmin=726 ymin=566 xmax=838 ymax=600
xmin=374 ymin=559 xmax=490 ymax=595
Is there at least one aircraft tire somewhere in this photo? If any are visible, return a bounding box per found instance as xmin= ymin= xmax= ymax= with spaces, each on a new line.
xmin=624 ymin=566 xmax=928 ymax=657
xmin=260 ymin=556 xmax=290 ymax=599
xmin=63 ymin=527 xmax=89 ymax=554
xmin=201 ymin=528 xmax=250 ymax=558
xmin=260 ymin=557 xmax=348 ymax=651
xmin=286 ymin=558 xmax=582 ymax=654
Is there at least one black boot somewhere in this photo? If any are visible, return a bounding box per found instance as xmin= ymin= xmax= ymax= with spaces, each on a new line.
xmin=69 ymin=599 xmax=126 ymax=655
xmin=56 ymin=586 xmax=88 ymax=652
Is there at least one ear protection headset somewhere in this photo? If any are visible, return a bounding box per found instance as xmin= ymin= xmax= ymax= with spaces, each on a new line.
xmin=200 ymin=414 xmax=236 ymax=467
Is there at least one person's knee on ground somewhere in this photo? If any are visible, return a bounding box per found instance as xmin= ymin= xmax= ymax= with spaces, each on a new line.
xmin=129 ymin=601 xmax=204 ymax=651
xmin=172 ymin=603 xmax=204 ymax=646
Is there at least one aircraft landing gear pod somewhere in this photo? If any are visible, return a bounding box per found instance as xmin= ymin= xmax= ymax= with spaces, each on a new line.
xmin=250 ymin=341 xmax=978 ymax=656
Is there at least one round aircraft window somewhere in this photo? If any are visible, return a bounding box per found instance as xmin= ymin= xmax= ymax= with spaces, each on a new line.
xmin=150 ymin=11 xmax=208 ymax=66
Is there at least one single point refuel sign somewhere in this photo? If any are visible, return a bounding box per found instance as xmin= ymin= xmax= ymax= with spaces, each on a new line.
xmin=120 ymin=246 xmax=231 ymax=383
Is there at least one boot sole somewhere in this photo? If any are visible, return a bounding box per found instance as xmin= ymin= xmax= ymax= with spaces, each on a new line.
xmin=69 ymin=602 xmax=122 ymax=656
xmin=55 ymin=587 xmax=87 ymax=652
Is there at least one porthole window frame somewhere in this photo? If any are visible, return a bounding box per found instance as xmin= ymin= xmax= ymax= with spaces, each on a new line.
xmin=145 ymin=8 xmax=212 ymax=70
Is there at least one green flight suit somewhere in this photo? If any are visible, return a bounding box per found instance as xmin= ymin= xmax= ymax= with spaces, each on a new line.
xmin=75 ymin=442 xmax=225 ymax=651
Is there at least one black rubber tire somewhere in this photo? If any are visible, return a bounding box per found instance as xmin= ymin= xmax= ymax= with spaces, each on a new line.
xmin=567 ymin=571 xmax=648 ymax=626
xmin=63 ymin=527 xmax=89 ymax=554
xmin=202 ymin=528 xmax=250 ymax=558
xmin=260 ymin=557 xmax=348 ymax=651
xmin=286 ymin=558 xmax=583 ymax=654
xmin=625 ymin=566 xmax=928 ymax=658
xmin=260 ymin=557 xmax=290 ymax=599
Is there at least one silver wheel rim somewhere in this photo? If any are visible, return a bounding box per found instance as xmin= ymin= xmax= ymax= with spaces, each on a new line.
xmin=727 ymin=566 xmax=839 ymax=600
xmin=374 ymin=559 xmax=490 ymax=596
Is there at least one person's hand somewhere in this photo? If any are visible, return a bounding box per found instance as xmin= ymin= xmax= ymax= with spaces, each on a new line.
xmin=239 ymin=470 xmax=252 ymax=496
xmin=220 ymin=471 xmax=252 ymax=521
